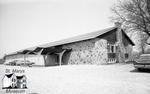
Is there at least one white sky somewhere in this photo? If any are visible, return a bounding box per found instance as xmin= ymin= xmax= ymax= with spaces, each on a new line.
xmin=0 ymin=0 xmax=117 ymax=58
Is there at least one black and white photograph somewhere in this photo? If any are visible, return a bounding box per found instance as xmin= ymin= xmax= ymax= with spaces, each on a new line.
xmin=0 ymin=0 xmax=150 ymax=94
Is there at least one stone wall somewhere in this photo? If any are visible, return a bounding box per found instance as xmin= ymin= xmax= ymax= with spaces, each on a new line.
xmin=124 ymin=45 xmax=133 ymax=61
xmin=92 ymin=39 xmax=108 ymax=64
xmin=63 ymin=38 xmax=108 ymax=65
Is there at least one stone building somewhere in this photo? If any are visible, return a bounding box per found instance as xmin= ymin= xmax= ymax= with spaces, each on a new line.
xmin=4 ymin=24 xmax=134 ymax=66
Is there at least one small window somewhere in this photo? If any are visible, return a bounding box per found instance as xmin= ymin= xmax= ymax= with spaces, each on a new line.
xmin=23 ymin=79 xmax=26 ymax=83
xmin=23 ymin=84 xmax=26 ymax=88
xmin=125 ymin=53 xmax=129 ymax=59
xmin=108 ymin=44 xmax=116 ymax=53
xmin=12 ymin=83 xmax=15 ymax=88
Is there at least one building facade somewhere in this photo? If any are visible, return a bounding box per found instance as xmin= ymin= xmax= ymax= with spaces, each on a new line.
xmin=4 ymin=25 xmax=134 ymax=66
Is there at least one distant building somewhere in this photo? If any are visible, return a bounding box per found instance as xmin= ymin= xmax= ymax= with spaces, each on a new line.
xmin=4 ymin=23 xmax=134 ymax=66
xmin=2 ymin=73 xmax=27 ymax=89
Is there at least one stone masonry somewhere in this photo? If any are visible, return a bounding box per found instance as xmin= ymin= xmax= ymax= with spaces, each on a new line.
xmin=63 ymin=38 xmax=108 ymax=65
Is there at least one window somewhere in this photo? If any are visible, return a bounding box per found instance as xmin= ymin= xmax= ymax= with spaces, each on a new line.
xmin=125 ymin=53 xmax=129 ymax=59
xmin=23 ymin=84 xmax=26 ymax=88
xmin=107 ymin=43 xmax=117 ymax=53
xmin=12 ymin=83 xmax=16 ymax=88
xmin=107 ymin=43 xmax=117 ymax=59
xmin=12 ymin=79 xmax=15 ymax=82
xmin=23 ymin=79 xmax=26 ymax=83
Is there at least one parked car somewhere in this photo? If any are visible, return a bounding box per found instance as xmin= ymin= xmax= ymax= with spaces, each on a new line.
xmin=134 ymin=54 xmax=150 ymax=71
xmin=6 ymin=60 xmax=34 ymax=67
xmin=8 ymin=60 xmax=18 ymax=66
xmin=19 ymin=60 xmax=35 ymax=67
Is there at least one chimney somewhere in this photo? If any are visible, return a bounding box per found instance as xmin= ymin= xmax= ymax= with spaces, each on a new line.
xmin=115 ymin=21 xmax=122 ymax=43
xmin=115 ymin=22 xmax=125 ymax=63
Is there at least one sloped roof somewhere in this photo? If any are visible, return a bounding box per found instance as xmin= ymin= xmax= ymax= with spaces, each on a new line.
xmin=16 ymin=76 xmax=23 ymax=79
xmin=38 ymin=27 xmax=117 ymax=48
xmin=122 ymin=30 xmax=135 ymax=46
xmin=6 ymin=26 xmax=134 ymax=56
xmin=5 ymin=73 xmax=13 ymax=78
xmin=16 ymin=75 xmax=26 ymax=79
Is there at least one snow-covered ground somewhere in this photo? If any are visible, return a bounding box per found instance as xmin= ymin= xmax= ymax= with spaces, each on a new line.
xmin=0 ymin=64 xmax=150 ymax=94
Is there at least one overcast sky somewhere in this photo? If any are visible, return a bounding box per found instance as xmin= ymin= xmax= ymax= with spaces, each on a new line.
xmin=0 ymin=0 xmax=117 ymax=58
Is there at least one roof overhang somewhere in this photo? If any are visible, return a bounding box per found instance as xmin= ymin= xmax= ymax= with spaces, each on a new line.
xmin=5 ymin=26 xmax=135 ymax=57
xmin=122 ymin=30 xmax=135 ymax=46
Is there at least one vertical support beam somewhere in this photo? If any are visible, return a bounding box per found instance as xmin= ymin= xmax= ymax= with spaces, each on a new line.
xmin=24 ymin=52 xmax=29 ymax=65
xmin=37 ymin=48 xmax=44 ymax=66
xmin=36 ymin=48 xmax=44 ymax=55
xmin=24 ymin=51 xmax=31 ymax=66
xmin=56 ymin=50 xmax=66 ymax=66
xmin=24 ymin=54 xmax=26 ymax=65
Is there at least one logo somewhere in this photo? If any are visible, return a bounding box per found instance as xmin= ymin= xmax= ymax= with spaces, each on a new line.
xmin=2 ymin=73 xmax=27 ymax=89
xmin=2 ymin=69 xmax=27 ymax=93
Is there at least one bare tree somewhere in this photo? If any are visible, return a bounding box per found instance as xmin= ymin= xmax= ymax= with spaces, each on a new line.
xmin=111 ymin=0 xmax=150 ymax=53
